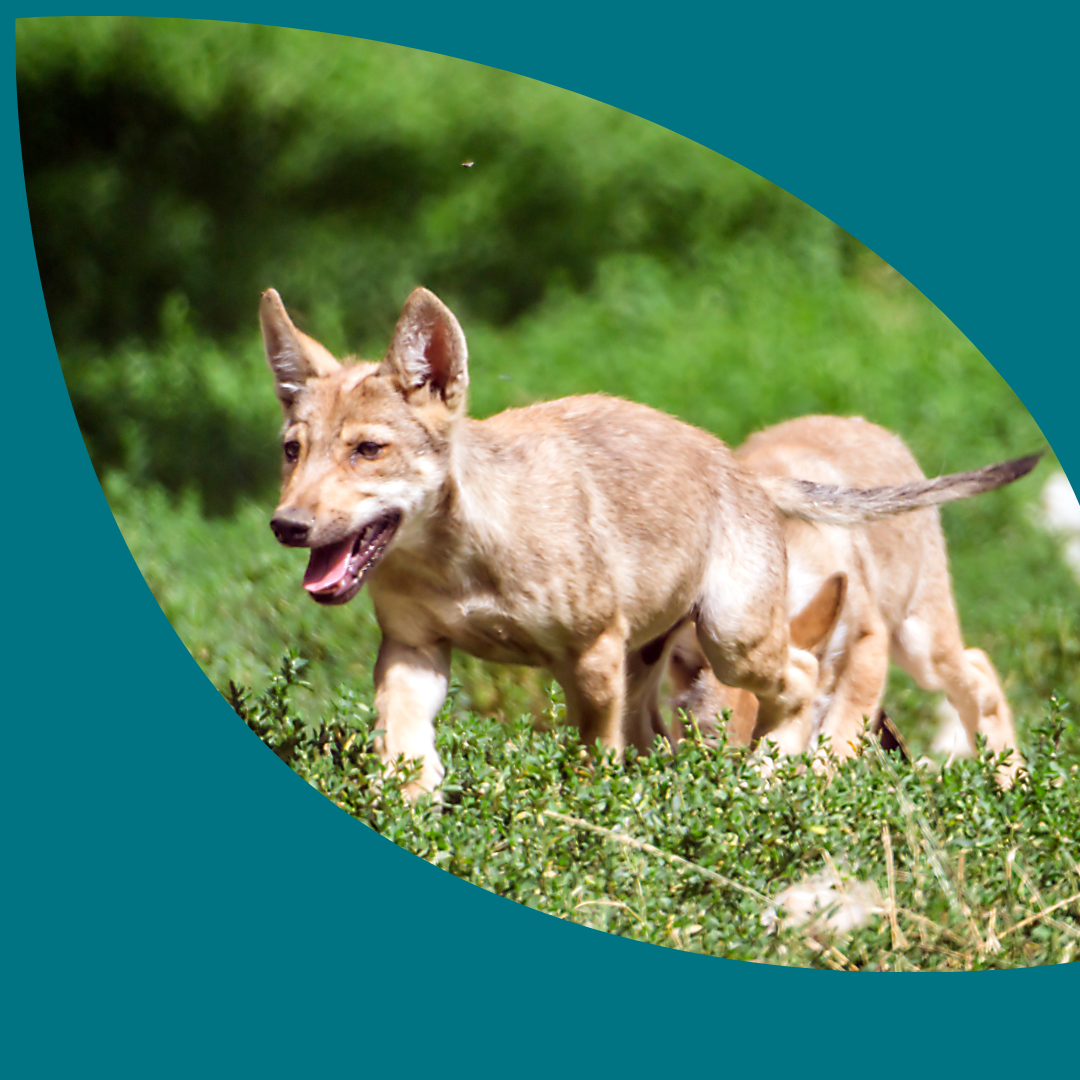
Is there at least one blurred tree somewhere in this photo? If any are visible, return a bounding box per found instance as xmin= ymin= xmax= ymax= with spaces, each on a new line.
xmin=17 ymin=17 xmax=838 ymax=352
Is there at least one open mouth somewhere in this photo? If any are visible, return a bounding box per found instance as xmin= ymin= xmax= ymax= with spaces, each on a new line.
xmin=302 ymin=511 xmax=401 ymax=605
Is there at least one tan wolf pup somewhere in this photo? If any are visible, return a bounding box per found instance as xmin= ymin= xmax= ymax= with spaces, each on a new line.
xmin=630 ymin=415 xmax=1027 ymax=785
xmin=261 ymin=287 xmax=1037 ymax=797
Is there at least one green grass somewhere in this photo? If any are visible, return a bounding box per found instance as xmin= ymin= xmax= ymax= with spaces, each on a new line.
xmin=230 ymin=655 xmax=1079 ymax=969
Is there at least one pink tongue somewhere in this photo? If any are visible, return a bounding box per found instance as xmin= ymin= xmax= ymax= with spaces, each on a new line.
xmin=303 ymin=535 xmax=356 ymax=592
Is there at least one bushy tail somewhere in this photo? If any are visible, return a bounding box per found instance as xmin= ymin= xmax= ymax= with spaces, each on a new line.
xmin=760 ymin=453 xmax=1042 ymax=526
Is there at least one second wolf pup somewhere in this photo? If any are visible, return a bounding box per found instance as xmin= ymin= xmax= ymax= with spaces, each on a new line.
xmin=630 ymin=415 xmax=1025 ymax=784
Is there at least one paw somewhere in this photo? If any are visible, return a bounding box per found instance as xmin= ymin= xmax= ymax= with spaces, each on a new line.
xmin=401 ymin=780 xmax=444 ymax=803
xmin=376 ymin=747 xmax=445 ymax=803
xmin=395 ymin=758 xmax=445 ymax=803
xmin=748 ymin=747 xmax=777 ymax=788
xmin=810 ymin=748 xmax=835 ymax=778
xmin=993 ymin=753 xmax=1023 ymax=790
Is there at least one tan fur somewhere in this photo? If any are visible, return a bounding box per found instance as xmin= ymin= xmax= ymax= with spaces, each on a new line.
xmin=261 ymin=289 xmax=1029 ymax=796
xmin=640 ymin=416 xmax=1024 ymax=785
xmin=634 ymin=573 xmax=846 ymax=751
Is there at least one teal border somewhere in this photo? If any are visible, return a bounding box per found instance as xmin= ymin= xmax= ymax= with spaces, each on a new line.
xmin=7 ymin=5 xmax=1076 ymax=1077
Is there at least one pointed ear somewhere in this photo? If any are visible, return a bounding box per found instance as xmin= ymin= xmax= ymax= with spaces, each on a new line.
xmin=790 ymin=572 xmax=847 ymax=652
xmin=260 ymin=289 xmax=340 ymax=409
xmin=380 ymin=288 xmax=468 ymax=410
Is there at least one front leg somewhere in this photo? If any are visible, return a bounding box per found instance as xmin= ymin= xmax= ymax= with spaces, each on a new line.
xmin=559 ymin=624 xmax=628 ymax=755
xmin=373 ymin=637 xmax=451 ymax=800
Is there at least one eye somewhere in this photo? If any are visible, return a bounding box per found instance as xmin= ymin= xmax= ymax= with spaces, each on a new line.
xmin=283 ymin=440 xmax=301 ymax=463
xmin=354 ymin=441 xmax=384 ymax=461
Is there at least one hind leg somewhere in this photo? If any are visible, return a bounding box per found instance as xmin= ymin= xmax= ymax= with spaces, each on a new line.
xmin=817 ymin=614 xmax=891 ymax=762
xmin=892 ymin=611 xmax=1021 ymax=786
xmin=746 ymin=647 xmax=820 ymax=757
xmin=628 ymin=623 xmax=756 ymax=751
xmin=964 ymin=648 xmax=1020 ymax=766
xmin=624 ymin=626 xmax=682 ymax=753
xmin=694 ymin=562 xmax=819 ymax=759
xmin=667 ymin=623 xmax=758 ymax=745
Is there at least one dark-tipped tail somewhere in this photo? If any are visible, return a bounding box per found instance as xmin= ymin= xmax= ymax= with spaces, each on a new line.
xmin=761 ymin=452 xmax=1043 ymax=526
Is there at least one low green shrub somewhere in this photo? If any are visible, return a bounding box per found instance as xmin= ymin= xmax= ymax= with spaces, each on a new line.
xmin=231 ymin=654 xmax=1079 ymax=969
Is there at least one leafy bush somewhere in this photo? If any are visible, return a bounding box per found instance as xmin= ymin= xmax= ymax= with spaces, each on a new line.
xmin=232 ymin=655 xmax=1080 ymax=969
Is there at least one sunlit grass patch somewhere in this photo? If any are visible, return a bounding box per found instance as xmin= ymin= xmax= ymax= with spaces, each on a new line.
xmin=233 ymin=656 xmax=1079 ymax=969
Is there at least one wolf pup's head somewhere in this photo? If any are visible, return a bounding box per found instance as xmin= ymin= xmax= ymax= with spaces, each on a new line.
xmin=261 ymin=287 xmax=469 ymax=605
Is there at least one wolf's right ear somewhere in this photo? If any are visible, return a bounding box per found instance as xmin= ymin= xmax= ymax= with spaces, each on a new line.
xmin=380 ymin=288 xmax=469 ymax=411
xmin=260 ymin=289 xmax=340 ymax=409
xmin=790 ymin=572 xmax=847 ymax=653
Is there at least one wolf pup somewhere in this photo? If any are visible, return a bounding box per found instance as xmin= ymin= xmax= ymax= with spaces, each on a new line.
xmin=630 ymin=415 xmax=1029 ymax=785
xmin=262 ymin=287 xmax=1038 ymax=798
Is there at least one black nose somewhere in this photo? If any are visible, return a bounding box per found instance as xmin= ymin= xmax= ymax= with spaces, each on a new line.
xmin=271 ymin=508 xmax=315 ymax=546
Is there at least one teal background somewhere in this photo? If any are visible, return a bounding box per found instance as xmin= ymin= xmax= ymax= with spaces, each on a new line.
xmin=6 ymin=4 xmax=1076 ymax=1077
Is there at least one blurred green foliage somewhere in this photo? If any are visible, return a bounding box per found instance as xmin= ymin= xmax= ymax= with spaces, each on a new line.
xmin=19 ymin=16 xmax=820 ymax=350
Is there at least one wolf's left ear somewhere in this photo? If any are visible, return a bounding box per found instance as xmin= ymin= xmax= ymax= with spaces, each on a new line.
xmin=381 ymin=288 xmax=469 ymax=410
xmin=261 ymin=289 xmax=340 ymax=409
